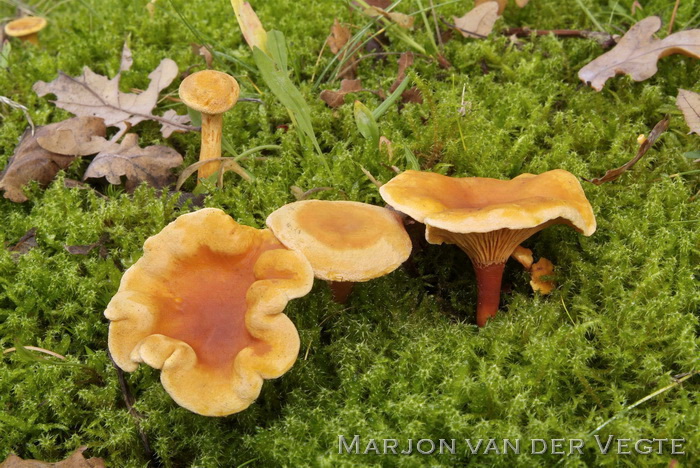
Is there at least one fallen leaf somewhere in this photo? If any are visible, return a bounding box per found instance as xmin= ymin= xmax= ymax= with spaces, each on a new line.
xmin=511 ymin=245 xmax=534 ymax=270
xmin=190 ymin=43 xmax=213 ymax=68
xmin=578 ymin=16 xmax=700 ymax=91
xmin=515 ymin=0 xmax=529 ymax=6
xmin=530 ymin=257 xmax=556 ymax=295
xmin=475 ymin=0 xmax=506 ymax=15
xmin=0 ymin=446 xmax=105 ymax=467
xmin=0 ymin=117 xmax=106 ymax=202
xmin=676 ymin=89 xmax=700 ymax=134
xmin=327 ymin=19 xmax=351 ymax=54
xmin=585 ymin=115 xmax=670 ymax=185
xmin=320 ymin=79 xmax=362 ymax=108
xmin=64 ymin=234 xmax=109 ymax=258
xmin=83 ymin=133 xmax=183 ymax=190
xmin=33 ymin=46 xmax=193 ymax=138
xmin=231 ymin=0 xmax=268 ymax=53
xmin=364 ymin=0 xmax=391 ymax=7
xmin=453 ymin=2 xmax=500 ymax=39
xmin=363 ymin=6 xmax=415 ymax=29
xmin=389 ymin=52 xmax=423 ymax=104
xmin=7 ymin=228 xmax=38 ymax=260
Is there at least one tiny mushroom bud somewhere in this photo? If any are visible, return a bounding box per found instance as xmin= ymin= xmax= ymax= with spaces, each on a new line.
xmin=4 ymin=17 xmax=47 ymax=45
xmin=380 ymin=169 xmax=595 ymax=327
xmin=105 ymin=208 xmax=313 ymax=416
xmin=266 ymin=200 xmax=412 ymax=303
xmin=179 ymin=70 xmax=240 ymax=181
xmin=530 ymin=257 xmax=556 ymax=295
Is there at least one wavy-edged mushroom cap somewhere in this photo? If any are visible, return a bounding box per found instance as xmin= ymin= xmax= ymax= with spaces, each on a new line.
xmin=179 ymin=70 xmax=240 ymax=115
xmin=266 ymin=200 xmax=412 ymax=282
xmin=105 ymin=208 xmax=313 ymax=416
xmin=4 ymin=16 xmax=47 ymax=38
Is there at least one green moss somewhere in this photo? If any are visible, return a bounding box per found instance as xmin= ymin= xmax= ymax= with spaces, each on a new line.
xmin=1 ymin=0 xmax=699 ymax=466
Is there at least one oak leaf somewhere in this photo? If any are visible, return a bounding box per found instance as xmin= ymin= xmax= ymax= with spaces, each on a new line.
xmin=0 ymin=446 xmax=105 ymax=467
xmin=579 ymin=17 xmax=700 ymax=91
xmin=0 ymin=117 xmax=106 ymax=202
xmin=327 ymin=19 xmax=351 ymax=54
xmin=83 ymin=133 xmax=183 ymax=190
xmin=320 ymin=79 xmax=363 ymax=108
xmin=33 ymin=47 xmax=193 ymax=138
xmin=676 ymin=89 xmax=700 ymax=134
xmin=475 ymin=0 xmax=506 ymax=15
xmin=453 ymin=2 xmax=500 ymax=39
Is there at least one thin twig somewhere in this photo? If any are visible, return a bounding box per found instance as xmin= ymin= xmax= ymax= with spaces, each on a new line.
xmin=668 ymin=0 xmax=681 ymax=35
xmin=3 ymin=345 xmax=66 ymax=359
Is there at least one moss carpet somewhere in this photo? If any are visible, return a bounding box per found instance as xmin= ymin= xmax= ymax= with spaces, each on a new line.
xmin=0 ymin=0 xmax=698 ymax=466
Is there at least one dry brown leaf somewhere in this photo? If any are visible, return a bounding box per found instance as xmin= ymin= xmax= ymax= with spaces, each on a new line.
xmin=0 ymin=117 xmax=106 ymax=202
xmin=585 ymin=115 xmax=670 ymax=185
xmin=389 ymin=52 xmax=423 ymax=104
xmin=364 ymin=0 xmax=391 ymax=7
xmin=190 ymin=43 xmax=213 ymax=68
xmin=515 ymin=0 xmax=529 ymax=6
xmin=320 ymin=79 xmax=363 ymax=108
xmin=64 ymin=234 xmax=109 ymax=258
xmin=83 ymin=133 xmax=183 ymax=190
xmin=0 ymin=446 xmax=105 ymax=467
xmin=453 ymin=2 xmax=500 ymax=39
xmin=7 ymin=228 xmax=38 ymax=261
xmin=475 ymin=0 xmax=506 ymax=15
xmin=327 ymin=19 xmax=351 ymax=54
xmin=676 ymin=89 xmax=700 ymax=134
xmin=578 ymin=16 xmax=700 ymax=91
xmin=530 ymin=257 xmax=556 ymax=295
xmin=363 ymin=6 xmax=415 ymax=29
xmin=33 ymin=47 xmax=193 ymax=138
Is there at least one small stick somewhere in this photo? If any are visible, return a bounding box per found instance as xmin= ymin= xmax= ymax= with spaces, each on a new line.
xmin=3 ymin=345 xmax=66 ymax=359
xmin=668 ymin=0 xmax=681 ymax=34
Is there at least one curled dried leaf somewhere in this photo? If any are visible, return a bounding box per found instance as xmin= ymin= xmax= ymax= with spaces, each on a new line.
xmin=327 ymin=19 xmax=351 ymax=54
xmin=0 ymin=446 xmax=104 ymax=467
xmin=578 ymin=17 xmax=700 ymax=91
xmin=83 ymin=133 xmax=183 ymax=191
xmin=0 ymin=117 xmax=106 ymax=202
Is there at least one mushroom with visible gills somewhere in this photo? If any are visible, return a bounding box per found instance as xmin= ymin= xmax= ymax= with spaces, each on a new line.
xmin=179 ymin=70 xmax=240 ymax=181
xmin=266 ymin=200 xmax=412 ymax=303
xmin=4 ymin=17 xmax=47 ymax=45
xmin=380 ymin=169 xmax=596 ymax=327
xmin=105 ymin=208 xmax=313 ymax=416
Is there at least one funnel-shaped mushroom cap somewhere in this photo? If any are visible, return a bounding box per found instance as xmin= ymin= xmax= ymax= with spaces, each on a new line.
xmin=179 ymin=70 xmax=240 ymax=115
xmin=381 ymin=169 xmax=596 ymax=236
xmin=4 ymin=16 xmax=47 ymax=37
xmin=266 ymin=200 xmax=412 ymax=282
xmin=105 ymin=208 xmax=313 ymax=416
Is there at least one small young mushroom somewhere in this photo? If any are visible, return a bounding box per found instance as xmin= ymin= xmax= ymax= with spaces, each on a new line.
xmin=380 ymin=170 xmax=596 ymax=327
xmin=179 ymin=70 xmax=240 ymax=181
xmin=105 ymin=208 xmax=313 ymax=416
xmin=266 ymin=200 xmax=412 ymax=303
xmin=4 ymin=17 xmax=47 ymax=45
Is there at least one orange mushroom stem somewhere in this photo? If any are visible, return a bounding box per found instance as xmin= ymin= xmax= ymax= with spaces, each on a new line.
xmin=473 ymin=262 xmax=506 ymax=327
xmin=328 ymin=281 xmax=355 ymax=304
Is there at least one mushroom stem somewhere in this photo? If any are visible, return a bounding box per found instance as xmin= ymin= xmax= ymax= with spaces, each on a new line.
xmin=198 ymin=112 xmax=223 ymax=180
xmin=472 ymin=262 xmax=505 ymax=327
xmin=22 ymin=32 xmax=39 ymax=45
xmin=328 ymin=281 xmax=354 ymax=304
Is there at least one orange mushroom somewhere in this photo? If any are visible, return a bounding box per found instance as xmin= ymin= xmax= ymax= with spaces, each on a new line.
xmin=380 ymin=170 xmax=595 ymax=327
xmin=105 ymin=208 xmax=313 ymax=416
xmin=179 ymin=70 xmax=240 ymax=181
xmin=4 ymin=17 xmax=47 ymax=45
xmin=266 ymin=200 xmax=412 ymax=303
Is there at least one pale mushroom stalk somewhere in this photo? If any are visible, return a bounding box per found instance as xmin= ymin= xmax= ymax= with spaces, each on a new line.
xmin=179 ymin=70 xmax=240 ymax=181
